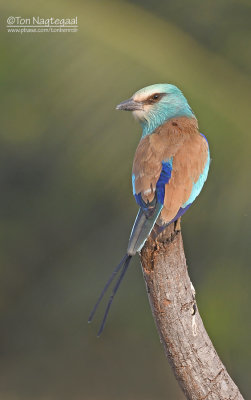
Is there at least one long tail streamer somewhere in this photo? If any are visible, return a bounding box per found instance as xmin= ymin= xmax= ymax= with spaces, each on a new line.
xmin=88 ymin=254 xmax=132 ymax=336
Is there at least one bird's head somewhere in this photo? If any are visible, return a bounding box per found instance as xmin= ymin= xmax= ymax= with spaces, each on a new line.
xmin=116 ymin=83 xmax=194 ymax=136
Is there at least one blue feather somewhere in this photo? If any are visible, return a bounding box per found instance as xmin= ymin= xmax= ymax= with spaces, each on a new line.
xmin=182 ymin=147 xmax=210 ymax=208
xmin=133 ymin=159 xmax=173 ymax=208
xmin=156 ymin=159 xmax=173 ymax=204
xmin=132 ymin=174 xmax=136 ymax=195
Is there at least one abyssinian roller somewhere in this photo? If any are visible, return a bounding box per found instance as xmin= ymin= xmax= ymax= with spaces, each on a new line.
xmin=88 ymin=84 xmax=210 ymax=336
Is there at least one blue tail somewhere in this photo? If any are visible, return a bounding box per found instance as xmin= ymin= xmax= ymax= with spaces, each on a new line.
xmin=88 ymin=200 xmax=163 ymax=335
xmin=127 ymin=202 xmax=163 ymax=255
xmin=88 ymin=254 xmax=132 ymax=336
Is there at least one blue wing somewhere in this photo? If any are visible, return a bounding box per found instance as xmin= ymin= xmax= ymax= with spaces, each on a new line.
xmin=128 ymin=160 xmax=173 ymax=255
xmin=132 ymin=159 xmax=173 ymax=209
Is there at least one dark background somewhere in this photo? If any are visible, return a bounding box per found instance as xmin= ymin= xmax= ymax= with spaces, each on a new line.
xmin=0 ymin=0 xmax=250 ymax=399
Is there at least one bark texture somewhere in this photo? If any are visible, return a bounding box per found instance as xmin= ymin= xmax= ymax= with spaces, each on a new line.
xmin=140 ymin=221 xmax=244 ymax=400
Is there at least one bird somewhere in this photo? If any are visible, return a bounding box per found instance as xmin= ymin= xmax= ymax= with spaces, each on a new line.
xmin=88 ymin=83 xmax=210 ymax=336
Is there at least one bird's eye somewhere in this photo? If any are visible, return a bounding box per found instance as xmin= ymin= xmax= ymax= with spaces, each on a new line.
xmin=145 ymin=93 xmax=163 ymax=104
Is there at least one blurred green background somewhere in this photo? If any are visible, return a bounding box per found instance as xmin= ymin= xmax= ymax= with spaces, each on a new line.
xmin=0 ymin=0 xmax=250 ymax=399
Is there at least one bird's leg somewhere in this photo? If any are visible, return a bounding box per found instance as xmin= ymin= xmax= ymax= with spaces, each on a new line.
xmin=175 ymin=217 xmax=181 ymax=231
xmin=151 ymin=223 xmax=165 ymax=240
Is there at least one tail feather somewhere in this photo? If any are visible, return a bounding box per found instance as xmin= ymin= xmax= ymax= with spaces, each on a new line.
xmin=127 ymin=202 xmax=163 ymax=255
xmin=88 ymin=254 xmax=128 ymax=324
xmin=97 ymin=255 xmax=132 ymax=337
xmin=89 ymin=201 xmax=162 ymax=335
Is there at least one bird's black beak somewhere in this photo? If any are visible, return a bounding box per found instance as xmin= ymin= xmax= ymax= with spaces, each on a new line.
xmin=116 ymin=98 xmax=143 ymax=111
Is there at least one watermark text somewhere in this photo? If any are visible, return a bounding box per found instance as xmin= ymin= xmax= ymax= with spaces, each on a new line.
xmin=6 ymin=16 xmax=78 ymax=33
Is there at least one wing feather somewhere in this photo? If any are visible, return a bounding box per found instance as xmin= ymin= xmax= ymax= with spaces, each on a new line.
xmin=132 ymin=117 xmax=209 ymax=224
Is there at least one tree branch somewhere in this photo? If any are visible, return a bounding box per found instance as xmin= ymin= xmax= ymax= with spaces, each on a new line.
xmin=140 ymin=220 xmax=244 ymax=400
